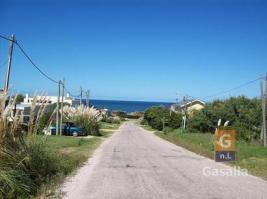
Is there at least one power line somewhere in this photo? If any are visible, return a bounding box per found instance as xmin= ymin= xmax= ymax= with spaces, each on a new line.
xmin=201 ymin=76 xmax=265 ymax=100
xmin=15 ymin=41 xmax=59 ymax=84
xmin=1 ymin=33 xmax=89 ymax=102
xmin=64 ymin=86 xmax=80 ymax=98
xmin=0 ymin=34 xmax=13 ymax=42
xmin=3 ymin=34 xmax=264 ymax=103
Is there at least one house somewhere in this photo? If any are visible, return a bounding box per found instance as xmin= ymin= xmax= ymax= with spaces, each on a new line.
xmin=7 ymin=93 xmax=80 ymax=125
xmin=170 ymin=99 xmax=205 ymax=115
xmin=6 ymin=103 xmax=47 ymax=124
xmin=22 ymin=93 xmax=80 ymax=107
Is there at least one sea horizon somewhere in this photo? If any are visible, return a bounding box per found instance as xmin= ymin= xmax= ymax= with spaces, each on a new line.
xmin=87 ymin=99 xmax=173 ymax=113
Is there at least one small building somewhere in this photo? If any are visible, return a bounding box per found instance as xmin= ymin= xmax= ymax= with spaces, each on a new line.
xmin=170 ymin=99 xmax=205 ymax=115
xmin=6 ymin=93 xmax=80 ymax=125
xmin=6 ymin=103 xmax=46 ymax=124
xmin=22 ymin=93 xmax=80 ymax=107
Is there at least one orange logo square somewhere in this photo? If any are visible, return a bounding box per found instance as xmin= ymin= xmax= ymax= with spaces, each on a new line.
xmin=215 ymin=129 xmax=236 ymax=151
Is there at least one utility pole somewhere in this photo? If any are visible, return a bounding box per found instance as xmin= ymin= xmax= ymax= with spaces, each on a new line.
xmin=87 ymin=90 xmax=90 ymax=107
xmin=80 ymin=86 xmax=83 ymax=106
xmin=261 ymin=75 xmax=267 ymax=147
xmin=85 ymin=90 xmax=88 ymax=106
xmin=4 ymin=34 xmax=15 ymax=93
xmin=60 ymin=78 xmax=65 ymax=136
xmin=182 ymin=96 xmax=187 ymax=129
xmin=56 ymin=80 xmax=61 ymax=136
xmin=162 ymin=117 xmax=165 ymax=132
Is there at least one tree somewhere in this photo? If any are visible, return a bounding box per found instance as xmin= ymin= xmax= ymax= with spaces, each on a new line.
xmin=144 ymin=107 xmax=182 ymax=130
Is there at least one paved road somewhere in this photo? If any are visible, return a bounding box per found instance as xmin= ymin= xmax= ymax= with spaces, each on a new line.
xmin=61 ymin=121 xmax=267 ymax=199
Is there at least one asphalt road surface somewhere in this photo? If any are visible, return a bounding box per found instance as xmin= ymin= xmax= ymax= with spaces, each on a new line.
xmin=61 ymin=121 xmax=267 ymax=199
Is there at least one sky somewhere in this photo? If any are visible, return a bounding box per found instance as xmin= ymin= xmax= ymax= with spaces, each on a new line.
xmin=0 ymin=0 xmax=266 ymax=102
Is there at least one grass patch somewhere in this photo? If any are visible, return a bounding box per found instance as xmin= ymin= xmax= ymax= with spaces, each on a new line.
xmin=155 ymin=129 xmax=214 ymax=158
xmin=100 ymin=122 xmax=120 ymax=130
xmin=41 ymin=122 xmax=123 ymax=196
xmin=151 ymin=127 xmax=267 ymax=180
xmin=140 ymin=124 xmax=155 ymax=132
xmin=37 ymin=136 xmax=102 ymax=197
xmin=99 ymin=122 xmax=122 ymax=137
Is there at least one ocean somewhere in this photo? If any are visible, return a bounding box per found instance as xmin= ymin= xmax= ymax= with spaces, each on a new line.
xmin=88 ymin=99 xmax=173 ymax=113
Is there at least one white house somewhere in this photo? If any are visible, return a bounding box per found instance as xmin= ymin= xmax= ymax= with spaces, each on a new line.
xmin=6 ymin=94 xmax=80 ymax=125
xmin=22 ymin=93 xmax=80 ymax=107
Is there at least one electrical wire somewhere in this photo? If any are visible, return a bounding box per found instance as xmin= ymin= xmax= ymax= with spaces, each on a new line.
xmin=1 ymin=34 xmax=265 ymax=102
xmin=15 ymin=41 xmax=59 ymax=84
xmin=201 ymin=76 xmax=265 ymax=100
xmin=1 ymin=33 xmax=89 ymax=98
xmin=64 ymin=86 xmax=80 ymax=98
xmin=0 ymin=34 xmax=13 ymax=42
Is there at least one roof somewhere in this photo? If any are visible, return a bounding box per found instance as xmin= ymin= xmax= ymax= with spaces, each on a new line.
xmin=180 ymin=100 xmax=205 ymax=108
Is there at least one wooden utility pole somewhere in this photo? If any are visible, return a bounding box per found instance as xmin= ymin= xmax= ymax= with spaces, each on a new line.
xmin=80 ymin=86 xmax=83 ymax=106
xmin=60 ymin=78 xmax=65 ymax=136
xmin=86 ymin=90 xmax=90 ymax=107
xmin=261 ymin=76 xmax=267 ymax=147
xmin=162 ymin=117 xmax=165 ymax=132
xmin=56 ymin=80 xmax=61 ymax=136
xmin=182 ymin=96 xmax=187 ymax=129
xmin=4 ymin=34 xmax=15 ymax=93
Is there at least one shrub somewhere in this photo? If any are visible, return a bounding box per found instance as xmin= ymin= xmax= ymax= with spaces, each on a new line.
xmin=169 ymin=112 xmax=183 ymax=129
xmin=63 ymin=105 xmax=103 ymax=136
xmin=75 ymin=115 xmax=100 ymax=136
xmin=101 ymin=116 xmax=121 ymax=124
xmin=0 ymin=94 xmax=58 ymax=198
xmin=187 ymin=111 xmax=214 ymax=133
xmin=187 ymin=96 xmax=262 ymax=142
xmin=163 ymin=127 xmax=173 ymax=134
xmin=112 ymin=116 xmax=121 ymax=124
xmin=140 ymin=118 xmax=147 ymax=125
xmin=112 ymin=111 xmax=127 ymax=118
xmin=144 ymin=107 xmax=182 ymax=130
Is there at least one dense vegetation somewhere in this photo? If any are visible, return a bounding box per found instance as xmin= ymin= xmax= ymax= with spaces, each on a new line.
xmin=143 ymin=106 xmax=183 ymax=131
xmin=0 ymin=95 xmax=119 ymax=198
xmin=63 ymin=105 xmax=103 ymax=136
xmin=143 ymin=96 xmax=263 ymax=142
xmin=187 ymin=96 xmax=262 ymax=141
xmin=0 ymin=95 xmax=58 ymax=198
xmin=143 ymin=97 xmax=266 ymax=180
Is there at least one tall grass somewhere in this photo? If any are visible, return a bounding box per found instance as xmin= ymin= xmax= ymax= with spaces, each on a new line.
xmin=0 ymin=93 xmax=58 ymax=198
xmin=63 ymin=105 xmax=104 ymax=136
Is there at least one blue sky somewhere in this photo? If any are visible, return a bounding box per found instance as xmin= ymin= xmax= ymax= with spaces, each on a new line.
xmin=0 ymin=0 xmax=266 ymax=102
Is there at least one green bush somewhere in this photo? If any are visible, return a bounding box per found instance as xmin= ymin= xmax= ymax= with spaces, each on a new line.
xmin=169 ymin=112 xmax=183 ymax=129
xmin=187 ymin=111 xmax=214 ymax=133
xmin=74 ymin=116 xmax=100 ymax=136
xmin=144 ymin=107 xmax=168 ymax=130
xmin=112 ymin=111 xmax=127 ymax=118
xmin=101 ymin=116 xmax=121 ymax=124
xmin=144 ymin=107 xmax=182 ymax=130
xmin=140 ymin=119 xmax=147 ymax=125
xmin=163 ymin=127 xmax=173 ymax=133
xmin=187 ymin=96 xmax=262 ymax=142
